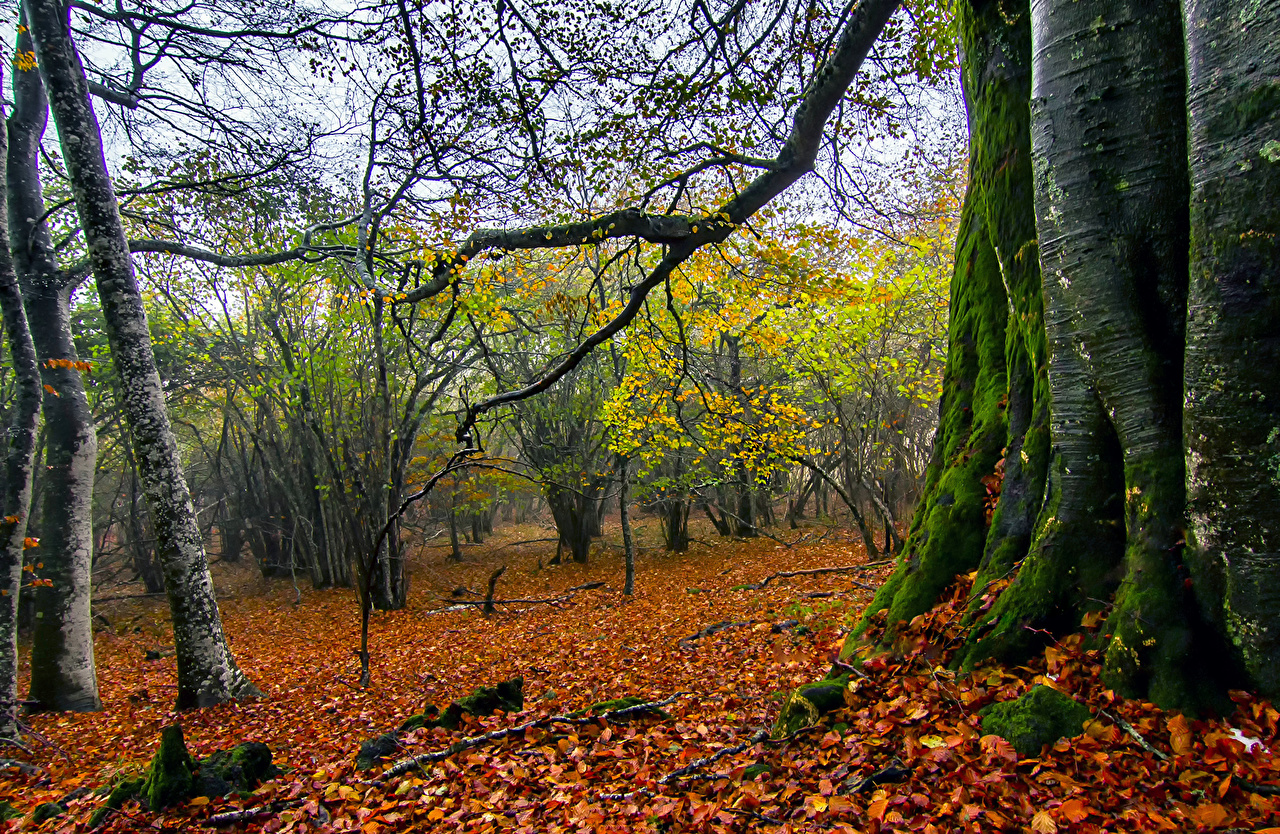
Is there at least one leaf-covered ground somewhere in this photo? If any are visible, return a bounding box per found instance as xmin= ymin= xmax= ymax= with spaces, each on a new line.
xmin=4 ymin=521 xmax=1278 ymax=833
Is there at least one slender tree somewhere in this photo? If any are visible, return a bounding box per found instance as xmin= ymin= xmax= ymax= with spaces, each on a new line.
xmin=25 ymin=0 xmax=259 ymax=708
xmin=8 ymin=21 xmax=100 ymax=713
xmin=0 ymin=99 xmax=43 ymax=737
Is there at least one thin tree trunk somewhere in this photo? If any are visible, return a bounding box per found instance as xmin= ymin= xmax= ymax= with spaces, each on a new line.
xmin=1182 ymin=0 xmax=1280 ymax=697
xmin=25 ymin=0 xmax=258 ymax=709
xmin=8 ymin=25 xmax=97 ymax=712
xmin=619 ymin=454 xmax=635 ymax=595
xmin=0 ymin=97 xmax=42 ymax=738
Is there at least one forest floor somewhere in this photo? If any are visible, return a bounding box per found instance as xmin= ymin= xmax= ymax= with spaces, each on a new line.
xmin=3 ymin=517 xmax=1279 ymax=833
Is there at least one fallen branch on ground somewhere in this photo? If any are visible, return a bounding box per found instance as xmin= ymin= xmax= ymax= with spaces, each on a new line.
xmin=1097 ymin=709 xmax=1169 ymax=761
xmin=678 ymin=621 xmax=752 ymax=648
xmin=207 ymin=800 xmax=305 ymax=827
xmin=843 ymin=757 xmax=911 ymax=793
xmin=739 ymin=562 xmax=891 ymax=591
xmin=659 ymin=728 xmax=768 ymax=784
xmin=380 ymin=693 xmax=690 ymax=779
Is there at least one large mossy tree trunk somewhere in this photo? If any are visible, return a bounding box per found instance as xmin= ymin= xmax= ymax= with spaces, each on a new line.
xmin=845 ymin=0 xmax=1275 ymax=708
xmin=9 ymin=25 xmax=99 ymax=713
xmin=26 ymin=0 xmax=259 ymax=709
xmin=1181 ymin=0 xmax=1280 ymax=695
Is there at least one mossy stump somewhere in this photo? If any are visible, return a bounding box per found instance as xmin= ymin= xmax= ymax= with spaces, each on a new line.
xmin=142 ymin=725 xmax=195 ymax=811
xmin=978 ymin=685 xmax=1092 ymax=756
xmin=771 ymin=675 xmax=851 ymax=738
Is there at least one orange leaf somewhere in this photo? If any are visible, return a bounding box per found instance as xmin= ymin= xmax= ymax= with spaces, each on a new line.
xmin=1168 ymin=714 xmax=1193 ymax=755
xmin=1191 ymin=803 xmax=1230 ymax=828
xmin=1058 ymin=798 xmax=1089 ymax=823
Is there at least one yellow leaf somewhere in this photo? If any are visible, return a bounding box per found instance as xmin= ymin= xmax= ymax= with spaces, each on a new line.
xmin=809 ymin=795 xmax=828 ymax=812
xmin=189 ymin=796 xmax=210 ymax=806
xmin=920 ymin=735 xmax=945 ymax=748
xmin=427 ymin=808 xmax=445 ymax=821
xmin=1031 ymin=809 xmax=1058 ymax=833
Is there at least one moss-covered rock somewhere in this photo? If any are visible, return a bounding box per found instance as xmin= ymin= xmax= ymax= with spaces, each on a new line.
xmin=398 ymin=704 xmax=440 ymax=732
xmin=771 ymin=675 xmax=851 ymax=738
xmin=356 ymin=733 xmax=400 ymax=771
xmin=978 ymin=685 xmax=1092 ymax=756
xmin=435 ymin=677 xmax=523 ymax=730
xmin=196 ymin=742 xmax=278 ymax=796
xmin=31 ymin=801 xmax=66 ymax=823
xmin=142 ymin=725 xmax=196 ymax=811
xmin=0 ymin=801 xmax=17 ymax=821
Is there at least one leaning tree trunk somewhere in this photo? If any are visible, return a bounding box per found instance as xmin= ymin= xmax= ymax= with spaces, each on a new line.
xmin=0 ymin=99 xmax=42 ymax=738
xmin=26 ymin=0 xmax=259 ymax=709
xmin=1182 ymin=0 xmax=1280 ymax=697
xmin=8 ymin=27 xmax=98 ymax=712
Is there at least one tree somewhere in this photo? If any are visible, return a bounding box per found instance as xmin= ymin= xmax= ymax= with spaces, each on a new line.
xmin=0 ymin=98 xmax=43 ymax=738
xmin=9 ymin=23 xmax=100 ymax=713
xmin=848 ymin=0 xmax=1280 ymax=707
xmin=25 ymin=0 xmax=260 ymax=708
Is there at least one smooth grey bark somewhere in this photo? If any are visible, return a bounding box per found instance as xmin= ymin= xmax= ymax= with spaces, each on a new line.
xmin=25 ymin=0 xmax=259 ymax=709
xmin=0 ymin=100 xmax=42 ymax=737
xmin=618 ymin=453 xmax=635 ymax=595
xmin=1182 ymin=0 xmax=1280 ymax=696
xmin=8 ymin=24 xmax=99 ymax=712
xmin=1029 ymin=0 xmax=1213 ymax=704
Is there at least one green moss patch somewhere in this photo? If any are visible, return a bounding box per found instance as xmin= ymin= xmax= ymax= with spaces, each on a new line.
xmin=771 ymin=675 xmax=851 ymax=738
xmin=978 ymin=685 xmax=1091 ymax=756
xmin=569 ymin=695 xmax=671 ymax=720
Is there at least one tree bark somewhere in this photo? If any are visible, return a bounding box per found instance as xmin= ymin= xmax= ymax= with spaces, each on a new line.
xmin=1182 ymin=0 xmax=1280 ymax=696
xmin=618 ymin=454 xmax=635 ymax=595
xmin=25 ymin=0 xmax=259 ymax=709
xmin=8 ymin=23 xmax=98 ymax=713
xmin=1027 ymin=0 xmax=1218 ymax=705
xmin=0 ymin=97 xmax=42 ymax=737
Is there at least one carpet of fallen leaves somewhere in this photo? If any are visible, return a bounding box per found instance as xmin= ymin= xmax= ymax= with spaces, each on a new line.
xmin=3 ymin=519 xmax=1279 ymax=834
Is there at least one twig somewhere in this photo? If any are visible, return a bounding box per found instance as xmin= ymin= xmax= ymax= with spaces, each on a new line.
xmin=206 ymin=800 xmax=305 ymax=826
xmin=659 ymin=728 xmax=768 ymax=784
xmin=844 ymin=757 xmax=911 ymax=793
xmin=599 ymin=787 xmax=656 ymax=801
xmin=739 ymin=562 xmax=891 ymax=591
xmin=1097 ymin=709 xmax=1170 ymax=761
xmin=381 ymin=693 xmax=689 ymax=778
xmin=724 ymin=807 xmax=784 ymax=825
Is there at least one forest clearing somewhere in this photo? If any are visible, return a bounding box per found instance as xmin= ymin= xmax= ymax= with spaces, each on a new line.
xmin=3 ymin=518 xmax=1279 ymax=832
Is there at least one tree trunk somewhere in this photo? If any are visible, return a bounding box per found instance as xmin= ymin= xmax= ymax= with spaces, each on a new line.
xmin=547 ymin=487 xmax=593 ymax=564
xmin=1182 ymin=0 xmax=1280 ymax=695
xmin=843 ymin=0 xmax=1275 ymax=708
xmin=1026 ymin=0 xmax=1218 ymax=706
xmin=26 ymin=0 xmax=259 ymax=709
xmin=8 ymin=26 xmax=98 ymax=712
xmin=0 ymin=97 xmax=42 ymax=737
xmin=619 ymin=454 xmax=635 ymax=595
